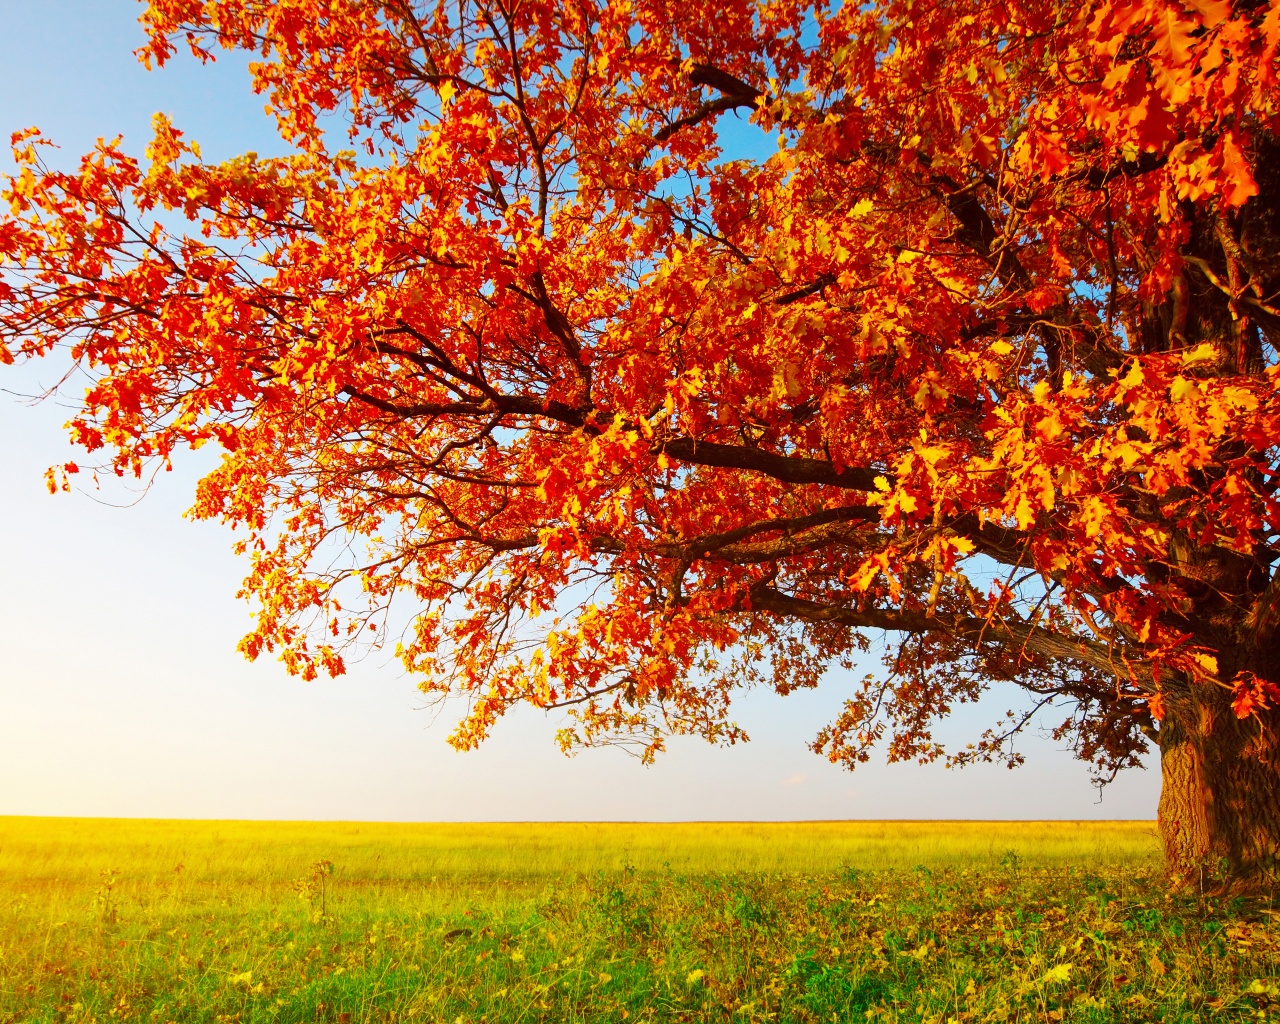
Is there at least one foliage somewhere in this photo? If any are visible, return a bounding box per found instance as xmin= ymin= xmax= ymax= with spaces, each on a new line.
xmin=2 ymin=0 xmax=1280 ymax=870
xmin=1 ymin=818 xmax=1276 ymax=1024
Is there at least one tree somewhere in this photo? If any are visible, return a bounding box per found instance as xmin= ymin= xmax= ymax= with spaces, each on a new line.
xmin=2 ymin=0 xmax=1278 ymax=884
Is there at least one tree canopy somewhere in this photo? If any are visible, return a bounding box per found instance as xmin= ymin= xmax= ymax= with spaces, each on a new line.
xmin=3 ymin=0 xmax=1279 ymax=881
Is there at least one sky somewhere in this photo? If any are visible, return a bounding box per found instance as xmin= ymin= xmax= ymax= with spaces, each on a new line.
xmin=0 ymin=1 xmax=1160 ymax=822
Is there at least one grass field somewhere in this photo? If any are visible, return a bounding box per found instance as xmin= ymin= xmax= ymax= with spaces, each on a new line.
xmin=0 ymin=817 xmax=1275 ymax=1023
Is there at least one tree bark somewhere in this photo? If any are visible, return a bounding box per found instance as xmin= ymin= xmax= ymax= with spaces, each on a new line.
xmin=1158 ymin=679 xmax=1280 ymax=891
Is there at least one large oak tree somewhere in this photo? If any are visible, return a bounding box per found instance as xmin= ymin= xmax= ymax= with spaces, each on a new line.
xmin=3 ymin=0 xmax=1279 ymax=884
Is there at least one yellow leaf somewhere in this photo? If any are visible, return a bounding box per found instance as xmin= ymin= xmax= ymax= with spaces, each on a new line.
xmin=1169 ymin=376 xmax=1196 ymax=402
xmin=852 ymin=562 xmax=880 ymax=591
xmin=852 ymin=198 xmax=873 ymax=217
xmin=873 ymin=475 xmax=891 ymax=492
xmin=1042 ymin=963 xmax=1073 ymax=984
xmin=1193 ymin=653 xmax=1218 ymax=676
xmin=951 ymin=537 xmax=976 ymax=555
xmin=989 ymin=339 xmax=1013 ymax=355
xmin=1036 ymin=409 xmax=1064 ymax=441
xmin=1111 ymin=442 xmax=1143 ymax=468
xmin=1118 ymin=361 xmax=1144 ymax=389
xmin=1039 ymin=471 xmax=1056 ymax=511
xmin=1223 ymin=386 xmax=1259 ymax=411
xmin=438 ymin=80 xmax=458 ymax=106
xmin=1015 ymin=494 xmax=1035 ymax=530
xmin=1182 ymin=342 xmax=1217 ymax=365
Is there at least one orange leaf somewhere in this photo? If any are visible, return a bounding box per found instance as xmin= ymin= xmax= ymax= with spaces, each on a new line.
xmin=1219 ymin=133 xmax=1259 ymax=208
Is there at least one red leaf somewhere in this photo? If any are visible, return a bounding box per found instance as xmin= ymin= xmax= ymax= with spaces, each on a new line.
xmin=1231 ymin=672 xmax=1280 ymax=719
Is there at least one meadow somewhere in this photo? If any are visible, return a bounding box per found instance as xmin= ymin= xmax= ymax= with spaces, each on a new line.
xmin=0 ymin=817 xmax=1275 ymax=1023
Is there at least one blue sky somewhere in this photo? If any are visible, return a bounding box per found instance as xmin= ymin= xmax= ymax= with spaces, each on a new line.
xmin=0 ymin=1 xmax=1159 ymax=822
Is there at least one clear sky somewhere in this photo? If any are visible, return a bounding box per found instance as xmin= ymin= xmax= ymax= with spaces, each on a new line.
xmin=0 ymin=1 xmax=1159 ymax=822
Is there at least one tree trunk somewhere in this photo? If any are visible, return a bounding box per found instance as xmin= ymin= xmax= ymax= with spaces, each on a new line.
xmin=1157 ymin=685 xmax=1280 ymax=891
xmin=1155 ymin=486 xmax=1280 ymax=889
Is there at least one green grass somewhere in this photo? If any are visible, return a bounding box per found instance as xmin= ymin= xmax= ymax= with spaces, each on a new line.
xmin=1 ymin=817 xmax=1276 ymax=1023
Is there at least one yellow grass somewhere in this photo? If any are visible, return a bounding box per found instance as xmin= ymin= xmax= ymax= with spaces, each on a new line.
xmin=0 ymin=816 xmax=1160 ymax=883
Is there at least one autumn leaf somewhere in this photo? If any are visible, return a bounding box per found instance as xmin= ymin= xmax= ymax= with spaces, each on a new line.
xmin=1231 ymin=673 xmax=1280 ymax=720
xmin=1151 ymin=7 xmax=1197 ymax=64
xmin=1219 ymin=133 xmax=1260 ymax=208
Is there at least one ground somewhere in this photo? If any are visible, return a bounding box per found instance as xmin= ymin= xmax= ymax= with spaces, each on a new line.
xmin=0 ymin=818 xmax=1276 ymax=1022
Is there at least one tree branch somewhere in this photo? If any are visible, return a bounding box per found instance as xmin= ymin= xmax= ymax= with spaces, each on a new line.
xmin=652 ymin=63 xmax=762 ymax=144
xmin=659 ymin=437 xmax=883 ymax=491
xmin=747 ymin=585 xmax=1156 ymax=686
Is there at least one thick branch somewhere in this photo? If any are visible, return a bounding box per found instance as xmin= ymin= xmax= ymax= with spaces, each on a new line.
xmin=747 ymin=585 xmax=1156 ymax=686
xmin=653 ymin=64 xmax=762 ymax=144
xmin=660 ymin=437 xmax=882 ymax=491
xmin=1247 ymin=574 xmax=1280 ymax=649
xmin=584 ymin=505 xmax=882 ymax=562
xmin=340 ymin=385 xmax=590 ymax=429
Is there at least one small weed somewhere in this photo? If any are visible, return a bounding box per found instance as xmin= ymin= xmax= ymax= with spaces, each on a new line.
xmin=93 ymin=869 xmax=118 ymax=927
xmin=292 ymin=858 xmax=334 ymax=922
